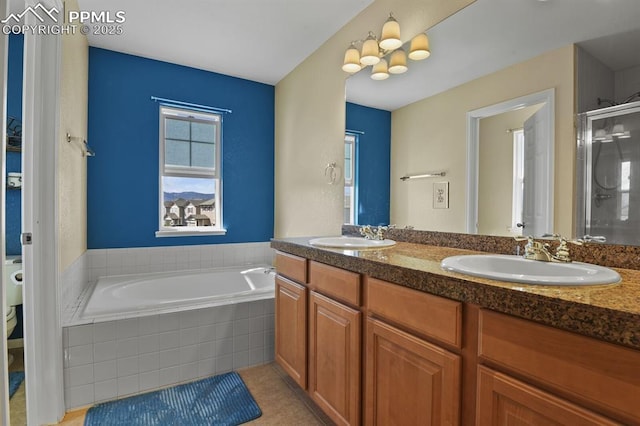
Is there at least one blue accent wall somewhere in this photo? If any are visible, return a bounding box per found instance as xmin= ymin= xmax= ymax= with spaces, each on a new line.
xmin=88 ymin=48 xmax=274 ymax=248
xmin=346 ymin=102 xmax=391 ymax=226
xmin=6 ymin=34 xmax=23 ymax=257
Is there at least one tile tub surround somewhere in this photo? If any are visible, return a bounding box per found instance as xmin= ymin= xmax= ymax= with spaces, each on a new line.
xmin=63 ymin=299 xmax=275 ymax=410
xmin=61 ymin=242 xmax=275 ymax=324
xmin=271 ymin=236 xmax=640 ymax=350
xmin=342 ymin=225 xmax=640 ymax=271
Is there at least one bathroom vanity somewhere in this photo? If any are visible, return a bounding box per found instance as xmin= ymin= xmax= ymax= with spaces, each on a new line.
xmin=271 ymin=235 xmax=640 ymax=426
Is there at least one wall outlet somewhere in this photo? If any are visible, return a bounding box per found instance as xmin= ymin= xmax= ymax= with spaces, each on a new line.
xmin=433 ymin=182 xmax=449 ymax=209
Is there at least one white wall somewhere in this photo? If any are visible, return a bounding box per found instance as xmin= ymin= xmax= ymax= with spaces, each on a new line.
xmin=391 ymin=45 xmax=576 ymax=236
xmin=59 ymin=0 xmax=88 ymax=272
xmin=615 ymin=64 xmax=640 ymax=103
xmin=274 ymin=0 xmax=476 ymax=237
xmin=576 ymin=46 xmax=614 ymax=113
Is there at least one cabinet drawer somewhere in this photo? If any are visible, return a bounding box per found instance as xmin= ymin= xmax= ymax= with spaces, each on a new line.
xmin=275 ymin=251 xmax=307 ymax=283
xmin=479 ymin=309 xmax=640 ymax=424
xmin=365 ymin=277 xmax=462 ymax=348
xmin=309 ymin=261 xmax=361 ymax=307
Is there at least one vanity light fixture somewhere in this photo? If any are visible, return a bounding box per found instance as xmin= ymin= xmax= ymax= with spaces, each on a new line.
xmin=593 ymin=129 xmax=607 ymax=141
xmin=593 ymin=123 xmax=631 ymax=142
xmin=379 ymin=13 xmax=402 ymax=50
xmin=360 ymin=32 xmax=381 ymax=66
xmin=388 ymin=48 xmax=408 ymax=74
xmin=342 ymin=42 xmax=362 ymax=73
xmin=341 ymin=14 xmax=432 ymax=80
xmin=408 ymin=33 xmax=431 ymax=60
xmin=611 ymin=123 xmax=626 ymax=137
xmin=371 ymin=59 xmax=390 ymax=80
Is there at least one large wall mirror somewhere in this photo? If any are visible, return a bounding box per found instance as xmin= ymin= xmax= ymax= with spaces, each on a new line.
xmin=345 ymin=0 xmax=640 ymax=245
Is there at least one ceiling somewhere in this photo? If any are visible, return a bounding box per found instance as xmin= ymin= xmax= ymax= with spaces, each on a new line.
xmin=71 ymin=0 xmax=373 ymax=85
xmin=9 ymin=0 xmax=640 ymax=111
xmin=347 ymin=0 xmax=640 ymax=111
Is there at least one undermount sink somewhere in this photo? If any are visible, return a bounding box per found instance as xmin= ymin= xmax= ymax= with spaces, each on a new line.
xmin=441 ymin=254 xmax=620 ymax=286
xmin=309 ymin=236 xmax=396 ymax=249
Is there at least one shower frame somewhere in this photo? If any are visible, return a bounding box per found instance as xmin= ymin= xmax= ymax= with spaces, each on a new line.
xmin=575 ymin=100 xmax=640 ymax=242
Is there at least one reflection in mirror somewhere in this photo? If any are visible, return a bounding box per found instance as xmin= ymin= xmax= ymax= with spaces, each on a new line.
xmin=345 ymin=0 xmax=640 ymax=245
xmin=477 ymin=104 xmax=545 ymax=236
xmin=344 ymin=103 xmax=391 ymax=227
xmin=467 ymin=89 xmax=554 ymax=238
xmin=577 ymin=101 xmax=640 ymax=245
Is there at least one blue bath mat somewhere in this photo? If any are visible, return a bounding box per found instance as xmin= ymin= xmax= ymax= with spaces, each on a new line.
xmin=8 ymin=371 xmax=24 ymax=399
xmin=84 ymin=372 xmax=261 ymax=426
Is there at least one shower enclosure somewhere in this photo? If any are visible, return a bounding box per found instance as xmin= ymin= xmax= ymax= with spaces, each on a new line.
xmin=577 ymin=100 xmax=640 ymax=245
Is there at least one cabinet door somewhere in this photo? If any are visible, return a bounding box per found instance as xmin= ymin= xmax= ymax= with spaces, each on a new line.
xmin=275 ymin=276 xmax=307 ymax=388
xmin=365 ymin=318 xmax=461 ymax=426
xmin=309 ymin=291 xmax=361 ymax=426
xmin=476 ymin=366 xmax=618 ymax=425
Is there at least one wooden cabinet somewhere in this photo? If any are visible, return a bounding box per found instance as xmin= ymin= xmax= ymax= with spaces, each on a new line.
xmin=478 ymin=309 xmax=640 ymax=424
xmin=274 ymin=252 xmax=308 ymax=389
xmin=275 ymin=250 xmax=640 ymax=425
xmin=275 ymin=257 xmax=362 ymax=425
xmin=365 ymin=317 xmax=461 ymax=426
xmin=309 ymin=291 xmax=362 ymax=426
xmin=275 ymin=275 xmax=307 ymax=388
xmin=476 ymin=366 xmax=617 ymax=425
xmin=365 ymin=277 xmax=462 ymax=425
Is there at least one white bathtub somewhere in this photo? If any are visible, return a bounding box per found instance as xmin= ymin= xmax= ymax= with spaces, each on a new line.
xmin=81 ymin=264 xmax=275 ymax=320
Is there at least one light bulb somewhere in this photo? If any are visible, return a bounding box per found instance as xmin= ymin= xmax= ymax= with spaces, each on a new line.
xmin=408 ymin=33 xmax=430 ymax=60
xmin=371 ymin=59 xmax=389 ymax=80
xmin=379 ymin=14 xmax=402 ymax=51
xmin=342 ymin=44 xmax=362 ymax=73
xmin=360 ymin=33 xmax=380 ymax=66
xmin=388 ymin=49 xmax=407 ymax=74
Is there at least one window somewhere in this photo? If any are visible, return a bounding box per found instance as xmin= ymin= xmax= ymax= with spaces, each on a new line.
xmin=511 ymin=129 xmax=524 ymax=235
xmin=620 ymin=160 xmax=630 ymax=221
xmin=344 ymin=133 xmax=356 ymax=224
xmin=157 ymin=106 xmax=224 ymax=236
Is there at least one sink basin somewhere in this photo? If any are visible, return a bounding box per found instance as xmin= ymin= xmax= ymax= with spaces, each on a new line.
xmin=309 ymin=236 xmax=396 ymax=249
xmin=441 ymin=254 xmax=620 ymax=286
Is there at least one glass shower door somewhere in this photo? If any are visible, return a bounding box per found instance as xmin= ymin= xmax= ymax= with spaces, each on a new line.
xmin=577 ymin=101 xmax=640 ymax=245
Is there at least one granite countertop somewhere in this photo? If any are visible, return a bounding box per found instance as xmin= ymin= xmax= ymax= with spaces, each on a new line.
xmin=271 ymin=237 xmax=640 ymax=351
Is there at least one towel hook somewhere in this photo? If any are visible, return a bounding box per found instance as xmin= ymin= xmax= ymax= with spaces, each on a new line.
xmin=324 ymin=162 xmax=337 ymax=185
xmin=67 ymin=133 xmax=96 ymax=157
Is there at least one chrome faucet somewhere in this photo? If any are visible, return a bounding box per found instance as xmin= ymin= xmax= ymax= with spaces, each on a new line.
xmin=360 ymin=225 xmax=376 ymax=239
xmin=359 ymin=225 xmax=389 ymax=240
xmin=515 ymin=236 xmax=554 ymax=262
xmin=515 ymin=234 xmax=582 ymax=263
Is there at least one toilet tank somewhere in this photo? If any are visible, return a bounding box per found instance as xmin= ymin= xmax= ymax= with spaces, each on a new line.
xmin=4 ymin=259 xmax=23 ymax=308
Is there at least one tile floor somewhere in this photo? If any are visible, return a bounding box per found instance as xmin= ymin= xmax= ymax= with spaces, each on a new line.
xmin=56 ymin=363 xmax=333 ymax=425
xmin=8 ymin=347 xmax=26 ymax=426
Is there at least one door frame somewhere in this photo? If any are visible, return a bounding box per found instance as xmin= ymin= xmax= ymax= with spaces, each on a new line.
xmin=0 ymin=0 xmax=9 ymax=421
xmin=465 ymin=88 xmax=555 ymax=234
xmin=22 ymin=0 xmax=65 ymax=423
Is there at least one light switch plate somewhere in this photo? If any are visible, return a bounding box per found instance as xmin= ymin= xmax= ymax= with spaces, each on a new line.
xmin=433 ymin=182 xmax=449 ymax=209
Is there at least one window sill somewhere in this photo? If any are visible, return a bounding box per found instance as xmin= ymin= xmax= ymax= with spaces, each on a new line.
xmin=155 ymin=228 xmax=227 ymax=238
